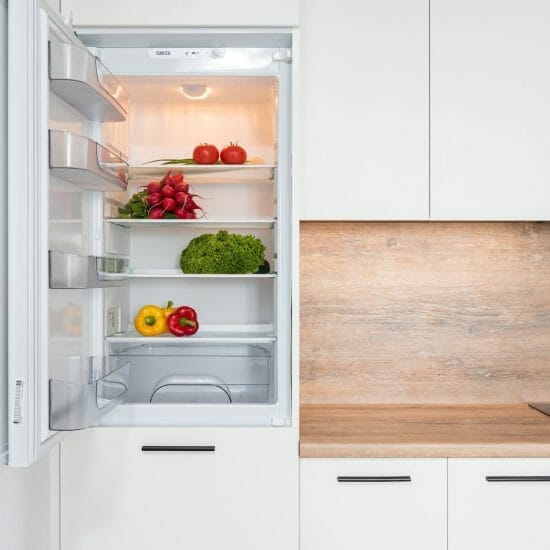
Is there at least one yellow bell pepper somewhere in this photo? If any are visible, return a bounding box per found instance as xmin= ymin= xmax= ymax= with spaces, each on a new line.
xmin=134 ymin=305 xmax=166 ymax=336
xmin=161 ymin=300 xmax=176 ymax=332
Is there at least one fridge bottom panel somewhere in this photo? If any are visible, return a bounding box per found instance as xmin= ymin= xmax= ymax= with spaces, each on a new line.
xmin=99 ymin=402 xmax=288 ymax=428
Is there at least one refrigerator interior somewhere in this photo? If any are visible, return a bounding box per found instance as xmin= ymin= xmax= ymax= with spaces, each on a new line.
xmin=46 ymin=30 xmax=292 ymax=435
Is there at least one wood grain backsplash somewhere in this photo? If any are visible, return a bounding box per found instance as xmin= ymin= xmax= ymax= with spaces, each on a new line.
xmin=300 ymin=222 xmax=550 ymax=404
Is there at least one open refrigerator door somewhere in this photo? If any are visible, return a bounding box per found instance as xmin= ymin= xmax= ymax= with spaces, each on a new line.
xmin=8 ymin=0 xmax=292 ymax=466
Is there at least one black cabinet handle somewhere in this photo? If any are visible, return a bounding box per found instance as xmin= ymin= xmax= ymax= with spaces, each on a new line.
xmin=337 ymin=476 xmax=412 ymax=483
xmin=486 ymin=476 xmax=550 ymax=482
xmin=141 ymin=445 xmax=215 ymax=452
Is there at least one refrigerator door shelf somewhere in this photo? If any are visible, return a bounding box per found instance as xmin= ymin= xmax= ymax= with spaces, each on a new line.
xmin=49 ymin=41 xmax=128 ymax=121
xmin=49 ymin=130 xmax=128 ymax=192
xmin=49 ymin=356 xmax=130 ymax=431
xmin=49 ymin=250 xmax=129 ymax=289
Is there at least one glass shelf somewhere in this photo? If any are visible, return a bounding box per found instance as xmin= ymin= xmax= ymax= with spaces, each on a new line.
xmin=127 ymin=269 xmax=275 ymax=279
xmin=107 ymin=326 xmax=276 ymax=345
xmin=129 ymin=164 xmax=275 ymax=184
xmin=107 ymin=218 xmax=276 ymax=229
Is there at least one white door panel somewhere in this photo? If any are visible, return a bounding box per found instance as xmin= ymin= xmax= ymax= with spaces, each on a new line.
xmin=61 ymin=427 xmax=299 ymax=550
xmin=431 ymin=0 xmax=550 ymax=219
xmin=301 ymin=458 xmax=447 ymax=550
xmin=449 ymin=458 xmax=550 ymax=550
xmin=300 ymin=0 xmax=429 ymax=220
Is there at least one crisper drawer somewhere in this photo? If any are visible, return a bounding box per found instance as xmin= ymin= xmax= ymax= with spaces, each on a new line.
xmin=108 ymin=342 xmax=275 ymax=405
xmin=449 ymin=458 xmax=550 ymax=550
xmin=301 ymin=459 xmax=447 ymax=550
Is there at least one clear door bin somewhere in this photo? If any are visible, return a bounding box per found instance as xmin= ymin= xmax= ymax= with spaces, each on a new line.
xmin=49 ymin=130 xmax=128 ymax=192
xmin=108 ymin=343 xmax=275 ymax=405
xmin=49 ymin=251 xmax=129 ymax=289
xmin=49 ymin=41 xmax=129 ymax=122
xmin=49 ymin=357 xmax=129 ymax=430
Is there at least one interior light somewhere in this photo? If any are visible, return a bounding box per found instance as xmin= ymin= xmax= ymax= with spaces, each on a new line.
xmin=181 ymin=84 xmax=211 ymax=100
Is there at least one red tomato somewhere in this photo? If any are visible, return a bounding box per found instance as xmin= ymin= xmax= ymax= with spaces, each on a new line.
xmin=193 ymin=144 xmax=219 ymax=165
xmin=220 ymin=143 xmax=247 ymax=164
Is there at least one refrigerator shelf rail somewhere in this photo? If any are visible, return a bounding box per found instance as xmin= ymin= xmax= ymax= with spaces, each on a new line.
xmin=126 ymin=269 xmax=276 ymax=279
xmin=49 ymin=250 xmax=129 ymax=289
xmin=106 ymin=218 xmax=277 ymax=229
xmin=49 ymin=41 xmax=129 ymax=122
xmin=107 ymin=327 xmax=276 ymax=345
xmin=49 ymin=357 xmax=130 ymax=431
xmin=129 ymin=164 xmax=275 ymax=184
xmin=49 ymin=130 xmax=129 ymax=192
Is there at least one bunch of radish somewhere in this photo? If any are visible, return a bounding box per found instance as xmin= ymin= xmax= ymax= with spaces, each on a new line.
xmin=145 ymin=171 xmax=204 ymax=220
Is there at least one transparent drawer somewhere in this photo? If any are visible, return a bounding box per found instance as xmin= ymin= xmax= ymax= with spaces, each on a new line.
xmin=49 ymin=356 xmax=129 ymax=430
xmin=108 ymin=343 xmax=275 ymax=405
xmin=49 ymin=41 xmax=128 ymax=121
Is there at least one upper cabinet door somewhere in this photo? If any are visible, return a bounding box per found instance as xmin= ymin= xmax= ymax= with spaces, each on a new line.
xmin=431 ymin=0 xmax=550 ymax=220
xmin=61 ymin=0 xmax=298 ymax=27
xmin=300 ymin=0 xmax=429 ymax=220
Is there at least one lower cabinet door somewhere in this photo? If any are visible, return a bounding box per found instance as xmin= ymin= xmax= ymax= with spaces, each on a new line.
xmin=300 ymin=458 xmax=447 ymax=550
xmin=449 ymin=458 xmax=550 ymax=550
xmin=60 ymin=427 xmax=298 ymax=550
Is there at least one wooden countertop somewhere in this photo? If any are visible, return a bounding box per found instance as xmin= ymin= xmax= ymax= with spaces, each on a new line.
xmin=300 ymin=404 xmax=550 ymax=458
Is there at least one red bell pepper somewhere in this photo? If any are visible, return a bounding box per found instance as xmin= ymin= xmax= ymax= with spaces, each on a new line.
xmin=167 ymin=306 xmax=199 ymax=337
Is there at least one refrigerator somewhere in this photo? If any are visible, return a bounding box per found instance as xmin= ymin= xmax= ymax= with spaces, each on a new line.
xmin=8 ymin=1 xmax=293 ymax=467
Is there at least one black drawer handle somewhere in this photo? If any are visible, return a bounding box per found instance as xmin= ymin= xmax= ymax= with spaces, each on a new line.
xmin=338 ymin=476 xmax=412 ymax=483
xmin=486 ymin=476 xmax=550 ymax=482
xmin=141 ymin=445 xmax=215 ymax=452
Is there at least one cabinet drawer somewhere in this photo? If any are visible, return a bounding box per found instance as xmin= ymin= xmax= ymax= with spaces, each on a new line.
xmin=301 ymin=459 xmax=446 ymax=550
xmin=61 ymin=427 xmax=298 ymax=550
xmin=449 ymin=458 xmax=550 ymax=550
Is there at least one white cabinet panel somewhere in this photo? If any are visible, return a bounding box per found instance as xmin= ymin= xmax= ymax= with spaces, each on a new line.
xmin=301 ymin=458 xmax=446 ymax=550
xmin=61 ymin=0 xmax=298 ymax=27
xmin=449 ymin=458 xmax=550 ymax=550
xmin=300 ymin=0 xmax=429 ymax=220
xmin=431 ymin=0 xmax=550 ymax=220
xmin=0 ymin=446 xmax=59 ymax=550
xmin=61 ymin=427 xmax=298 ymax=550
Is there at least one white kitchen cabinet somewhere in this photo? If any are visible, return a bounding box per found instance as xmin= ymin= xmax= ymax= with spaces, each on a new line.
xmin=61 ymin=0 xmax=298 ymax=27
xmin=431 ymin=0 xmax=550 ymax=220
xmin=300 ymin=458 xmax=446 ymax=550
xmin=449 ymin=458 xmax=550 ymax=550
xmin=300 ymin=0 xmax=429 ymax=220
xmin=61 ymin=427 xmax=298 ymax=550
